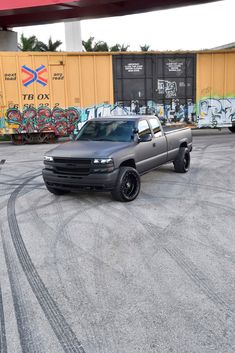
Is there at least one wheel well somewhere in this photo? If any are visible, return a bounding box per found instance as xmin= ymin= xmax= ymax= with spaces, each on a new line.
xmin=180 ymin=141 xmax=188 ymax=148
xmin=120 ymin=159 xmax=136 ymax=169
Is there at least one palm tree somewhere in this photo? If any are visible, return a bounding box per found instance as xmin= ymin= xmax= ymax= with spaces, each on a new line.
xmin=120 ymin=44 xmax=129 ymax=52
xmin=110 ymin=44 xmax=121 ymax=52
xmin=38 ymin=37 xmax=62 ymax=51
xmin=82 ymin=37 xmax=129 ymax=52
xmin=110 ymin=43 xmax=130 ymax=52
xmin=18 ymin=33 xmax=40 ymax=51
xmin=82 ymin=36 xmax=95 ymax=51
xmin=140 ymin=44 xmax=151 ymax=51
xmin=94 ymin=41 xmax=109 ymax=52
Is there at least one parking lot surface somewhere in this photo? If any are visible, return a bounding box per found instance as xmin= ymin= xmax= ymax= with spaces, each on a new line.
xmin=0 ymin=129 xmax=235 ymax=353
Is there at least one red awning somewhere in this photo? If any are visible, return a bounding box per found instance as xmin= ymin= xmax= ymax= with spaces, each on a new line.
xmin=0 ymin=0 xmax=73 ymax=11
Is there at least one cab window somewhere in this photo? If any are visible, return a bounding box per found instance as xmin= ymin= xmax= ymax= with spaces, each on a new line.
xmin=149 ymin=118 xmax=162 ymax=137
xmin=138 ymin=120 xmax=151 ymax=137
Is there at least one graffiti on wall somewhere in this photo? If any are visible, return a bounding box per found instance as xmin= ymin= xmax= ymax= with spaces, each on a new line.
xmin=3 ymin=98 xmax=235 ymax=137
xmin=145 ymin=100 xmax=196 ymax=124
xmin=76 ymin=103 xmax=134 ymax=131
xmin=0 ymin=104 xmax=132 ymax=136
xmin=0 ymin=100 xmax=198 ymax=137
xmin=198 ymin=98 xmax=235 ymax=128
xmin=5 ymin=106 xmax=80 ymax=136
xmin=110 ymin=100 xmax=196 ymax=125
xmin=157 ymin=80 xmax=177 ymax=98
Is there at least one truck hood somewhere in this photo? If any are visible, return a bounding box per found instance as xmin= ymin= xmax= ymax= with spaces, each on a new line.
xmin=47 ymin=141 xmax=134 ymax=159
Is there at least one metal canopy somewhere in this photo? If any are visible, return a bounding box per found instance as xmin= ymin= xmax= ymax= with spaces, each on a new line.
xmin=0 ymin=0 xmax=222 ymax=28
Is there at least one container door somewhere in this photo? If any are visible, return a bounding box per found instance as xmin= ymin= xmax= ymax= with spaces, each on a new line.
xmin=153 ymin=54 xmax=196 ymax=124
xmin=113 ymin=54 xmax=154 ymax=113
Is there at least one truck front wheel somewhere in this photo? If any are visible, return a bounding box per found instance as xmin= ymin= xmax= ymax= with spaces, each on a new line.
xmin=173 ymin=147 xmax=190 ymax=173
xmin=111 ymin=167 xmax=140 ymax=202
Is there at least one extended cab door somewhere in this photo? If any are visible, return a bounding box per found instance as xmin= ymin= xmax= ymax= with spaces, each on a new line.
xmin=148 ymin=117 xmax=168 ymax=166
xmin=135 ymin=119 xmax=158 ymax=173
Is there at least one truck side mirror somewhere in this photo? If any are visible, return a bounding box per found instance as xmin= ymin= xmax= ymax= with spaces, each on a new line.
xmin=138 ymin=133 xmax=152 ymax=142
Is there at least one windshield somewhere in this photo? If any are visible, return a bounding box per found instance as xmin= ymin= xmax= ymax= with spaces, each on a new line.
xmin=76 ymin=120 xmax=135 ymax=142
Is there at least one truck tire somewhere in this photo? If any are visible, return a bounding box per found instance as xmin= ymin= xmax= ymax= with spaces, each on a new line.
xmin=111 ymin=167 xmax=140 ymax=202
xmin=46 ymin=186 xmax=68 ymax=195
xmin=173 ymin=147 xmax=190 ymax=173
xmin=229 ymin=127 xmax=235 ymax=133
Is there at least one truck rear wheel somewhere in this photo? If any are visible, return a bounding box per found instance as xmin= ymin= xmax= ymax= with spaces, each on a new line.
xmin=173 ymin=147 xmax=190 ymax=173
xmin=111 ymin=167 xmax=140 ymax=202
xmin=46 ymin=186 xmax=69 ymax=195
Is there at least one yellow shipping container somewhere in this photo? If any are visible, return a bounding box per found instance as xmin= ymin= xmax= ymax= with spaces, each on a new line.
xmin=0 ymin=52 xmax=114 ymax=142
xmin=0 ymin=51 xmax=114 ymax=110
xmin=197 ymin=51 xmax=235 ymax=128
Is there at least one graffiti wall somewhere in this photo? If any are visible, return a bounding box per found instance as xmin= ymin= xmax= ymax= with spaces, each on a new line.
xmin=0 ymin=100 xmax=198 ymax=138
xmin=198 ymin=98 xmax=235 ymax=128
xmin=0 ymin=104 xmax=134 ymax=137
xmin=1 ymin=106 xmax=80 ymax=136
xmin=123 ymin=99 xmax=196 ymax=125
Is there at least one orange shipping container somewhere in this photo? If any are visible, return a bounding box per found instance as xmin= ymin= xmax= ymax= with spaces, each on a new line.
xmin=0 ymin=52 xmax=114 ymax=110
xmin=197 ymin=51 xmax=235 ymax=128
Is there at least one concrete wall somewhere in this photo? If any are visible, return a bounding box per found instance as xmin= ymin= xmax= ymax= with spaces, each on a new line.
xmin=0 ymin=31 xmax=17 ymax=51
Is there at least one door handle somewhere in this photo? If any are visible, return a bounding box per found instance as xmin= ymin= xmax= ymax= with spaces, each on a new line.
xmin=153 ymin=143 xmax=156 ymax=147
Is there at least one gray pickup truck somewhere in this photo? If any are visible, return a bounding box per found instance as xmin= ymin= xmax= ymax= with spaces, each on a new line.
xmin=42 ymin=116 xmax=192 ymax=201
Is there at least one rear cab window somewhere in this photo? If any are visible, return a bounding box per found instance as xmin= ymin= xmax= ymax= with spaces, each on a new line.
xmin=149 ymin=118 xmax=163 ymax=137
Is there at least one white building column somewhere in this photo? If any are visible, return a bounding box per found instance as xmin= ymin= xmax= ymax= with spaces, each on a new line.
xmin=64 ymin=21 xmax=82 ymax=52
xmin=0 ymin=30 xmax=18 ymax=51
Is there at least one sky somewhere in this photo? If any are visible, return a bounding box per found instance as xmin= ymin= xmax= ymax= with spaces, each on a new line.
xmin=15 ymin=0 xmax=235 ymax=51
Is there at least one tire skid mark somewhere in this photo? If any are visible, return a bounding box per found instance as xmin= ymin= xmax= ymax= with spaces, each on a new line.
xmin=92 ymin=212 xmax=120 ymax=353
xmin=172 ymin=232 xmax=235 ymax=266
xmin=29 ymin=195 xmax=116 ymax=352
xmin=0 ymin=284 xmax=7 ymax=353
xmin=54 ymin=200 xmax=102 ymax=352
xmin=54 ymin=196 xmax=117 ymax=352
xmin=93 ymin=224 xmax=112 ymax=353
xmin=163 ymin=245 xmax=234 ymax=315
xmin=142 ymin=179 xmax=235 ymax=195
xmin=146 ymin=225 xmax=235 ymax=317
xmin=105 ymin=205 xmax=235 ymax=352
xmin=2 ymin=235 xmax=43 ymax=353
xmin=0 ymin=177 xmax=41 ymax=212
xmin=7 ymin=176 xmax=86 ymax=353
xmin=141 ymin=191 xmax=235 ymax=216
xmin=124 ymin=204 xmax=235 ymax=318
xmin=123 ymin=208 xmax=235 ymax=351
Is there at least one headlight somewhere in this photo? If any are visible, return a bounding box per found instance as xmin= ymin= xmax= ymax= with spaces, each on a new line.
xmin=92 ymin=158 xmax=114 ymax=173
xmin=44 ymin=155 xmax=53 ymax=162
xmin=94 ymin=158 xmax=113 ymax=164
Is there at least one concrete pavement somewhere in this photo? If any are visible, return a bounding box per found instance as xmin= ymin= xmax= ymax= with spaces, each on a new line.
xmin=0 ymin=130 xmax=235 ymax=353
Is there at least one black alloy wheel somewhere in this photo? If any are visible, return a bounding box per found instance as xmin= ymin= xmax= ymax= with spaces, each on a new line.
xmin=173 ymin=147 xmax=190 ymax=173
xmin=111 ymin=167 xmax=140 ymax=202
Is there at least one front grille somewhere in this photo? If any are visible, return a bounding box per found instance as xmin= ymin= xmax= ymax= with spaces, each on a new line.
xmin=53 ymin=158 xmax=92 ymax=176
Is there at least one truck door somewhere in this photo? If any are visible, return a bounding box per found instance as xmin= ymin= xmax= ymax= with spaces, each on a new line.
xmin=148 ymin=117 xmax=168 ymax=165
xmin=135 ymin=119 xmax=157 ymax=173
